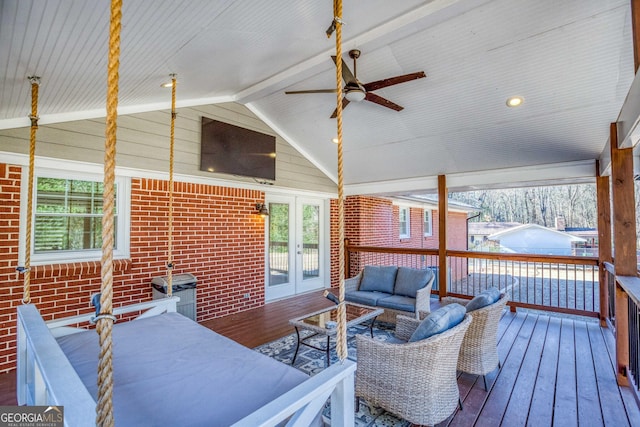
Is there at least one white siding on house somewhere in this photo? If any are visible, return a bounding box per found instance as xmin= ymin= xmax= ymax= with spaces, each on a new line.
xmin=0 ymin=103 xmax=337 ymax=193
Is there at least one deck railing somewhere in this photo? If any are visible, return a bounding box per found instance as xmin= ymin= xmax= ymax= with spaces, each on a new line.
xmin=605 ymin=262 xmax=616 ymax=328
xmin=448 ymin=250 xmax=600 ymax=317
xmin=629 ymin=289 xmax=639 ymax=397
xmin=345 ymin=243 xmax=600 ymax=317
xmin=615 ymin=276 xmax=640 ymax=399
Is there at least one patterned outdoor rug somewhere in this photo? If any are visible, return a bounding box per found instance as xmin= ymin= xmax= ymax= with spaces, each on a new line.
xmin=254 ymin=323 xmax=413 ymax=427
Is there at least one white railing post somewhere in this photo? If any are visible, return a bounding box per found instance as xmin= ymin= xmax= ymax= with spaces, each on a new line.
xmin=330 ymin=364 xmax=355 ymax=427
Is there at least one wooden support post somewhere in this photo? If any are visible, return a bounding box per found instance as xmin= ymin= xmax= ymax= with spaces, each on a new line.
xmin=610 ymin=122 xmax=636 ymax=386
xmin=596 ymin=161 xmax=612 ymax=326
xmin=438 ymin=175 xmax=448 ymax=299
xmin=632 ymin=0 xmax=640 ymax=72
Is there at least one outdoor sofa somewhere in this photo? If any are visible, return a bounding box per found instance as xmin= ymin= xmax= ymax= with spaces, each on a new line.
xmin=344 ymin=265 xmax=435 ymax=323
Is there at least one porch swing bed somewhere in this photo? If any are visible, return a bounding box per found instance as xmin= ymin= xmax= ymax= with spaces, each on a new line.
xmin=17 ymin=297 xmax=356 ymax=426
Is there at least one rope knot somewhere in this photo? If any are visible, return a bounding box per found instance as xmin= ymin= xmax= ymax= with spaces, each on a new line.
xmin=29 ymin=114 xmax=39 ymax=128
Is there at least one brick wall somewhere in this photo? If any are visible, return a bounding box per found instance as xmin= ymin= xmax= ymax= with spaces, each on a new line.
xmin=0 ymin=165 xmax=22 ymax=370
xmin=0 ymin=165 xmax=266 ymax=372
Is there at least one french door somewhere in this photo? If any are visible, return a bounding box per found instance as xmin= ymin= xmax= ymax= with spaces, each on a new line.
xmin=264 ymin=195 xmax=326 ymax=301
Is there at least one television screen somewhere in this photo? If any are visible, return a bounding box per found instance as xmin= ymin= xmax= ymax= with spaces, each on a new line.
xmin=200 ymin=117 xmax=276 ymax=180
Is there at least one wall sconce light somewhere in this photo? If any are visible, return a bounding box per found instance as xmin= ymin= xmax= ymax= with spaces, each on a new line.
xmin=255 ymin=203 xmax=269 ymax=217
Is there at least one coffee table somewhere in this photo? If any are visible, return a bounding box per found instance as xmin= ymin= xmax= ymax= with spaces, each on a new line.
xmin=288 ymin=302 xmax=384 ymax=367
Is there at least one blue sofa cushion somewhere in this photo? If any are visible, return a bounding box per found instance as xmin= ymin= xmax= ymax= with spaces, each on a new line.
xmin=359 ymin=266 xmax=398 ymax=294
xmin=377 ymin=295 xmax=416 ymax=313
xmin=465 ymin=287 xmax=501 ymax=312
xmin=394 ymin=267 xmax=434 ymax=298
xmin=345 ymin=290 xmax=392 ymax=307
xmin=409 ymin=303 xmax=466 ymax=342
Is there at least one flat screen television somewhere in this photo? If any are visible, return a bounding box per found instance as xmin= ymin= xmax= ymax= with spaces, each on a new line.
xmin=200 ymin=117 xmax=276 ymax=180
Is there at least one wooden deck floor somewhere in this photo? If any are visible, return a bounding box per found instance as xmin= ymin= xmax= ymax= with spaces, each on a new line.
xmin=1 ymin=290 xmax=638 ymax=426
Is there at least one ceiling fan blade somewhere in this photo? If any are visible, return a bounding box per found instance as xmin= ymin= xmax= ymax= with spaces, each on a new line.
xmin=330 ymin=98 xmax=351 ymax=119
xmin=285 ymin=89 xmax=337 ymax=94
xmin=364 ymin=92 xmax=403 ymax=112
xmin=331 ymin=56 xmax=358 ymax=86
xmin=363 ymin=71 xmax=426 ymax=92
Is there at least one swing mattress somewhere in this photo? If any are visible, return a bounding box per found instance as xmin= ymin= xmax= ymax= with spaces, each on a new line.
xmin=56 ymin=312 xmax=315 ymax=427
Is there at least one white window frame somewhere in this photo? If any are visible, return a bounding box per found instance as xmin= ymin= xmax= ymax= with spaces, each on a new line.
xmin=19 ymin=167 xmax=131 ymax=265
xmin=399 ymin=206 xmax=410 ymax=239
xmin=423 ymin=209 xmax=433 ymax=236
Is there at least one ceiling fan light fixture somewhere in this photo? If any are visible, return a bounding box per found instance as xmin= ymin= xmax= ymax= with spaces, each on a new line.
xmin=506 ymin=96 xmax=524 ymax=107
xmin=345 ymin=88 xmax=366 ymax=102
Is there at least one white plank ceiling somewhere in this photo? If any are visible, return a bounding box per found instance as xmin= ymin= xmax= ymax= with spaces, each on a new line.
xmin=0 ymin=0 xmax=635 ymax=194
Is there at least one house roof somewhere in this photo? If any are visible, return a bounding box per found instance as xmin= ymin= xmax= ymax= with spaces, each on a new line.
xmin=468 ymin=222 xmax=522 ymax=236
xmin=394 ymin=195 xmax=479 ymax=213
xmin=565 ymin=228 xmax=598 ymax=239
xmin=0 ymin=1 xmax=635 ymax=196
xmin=488 ymin=223 xmax=587 ymax=242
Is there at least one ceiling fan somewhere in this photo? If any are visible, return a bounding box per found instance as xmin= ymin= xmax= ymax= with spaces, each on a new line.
xmin=285 ymin=49 xmax=426 ymax=118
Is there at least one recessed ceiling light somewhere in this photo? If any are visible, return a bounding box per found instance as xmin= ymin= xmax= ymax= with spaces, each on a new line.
xmin=506 ymin=96 xmax=524 ymax=107
xmin=161 ymin=81 xmax=175 ymax=88
xmin=332 ymin=138 xmax=339 ymax=144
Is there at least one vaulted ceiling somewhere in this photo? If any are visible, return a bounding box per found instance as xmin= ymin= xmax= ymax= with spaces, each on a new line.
xmin=0 ymin=0 xmax=634 ymax=195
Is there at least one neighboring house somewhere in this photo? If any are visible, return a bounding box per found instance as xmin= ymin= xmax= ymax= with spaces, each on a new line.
xmin=564 ymin=228 xmax=598 ymax=256
xmin=467 ymin=222 xmax=522 ymax=251
xmin=555 ymin=216 xmax=599 ymax=257
xmin=488 ymin=223 xmax=587 ymax=256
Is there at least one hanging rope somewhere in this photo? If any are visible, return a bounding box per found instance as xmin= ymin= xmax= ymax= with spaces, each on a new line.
xmin=95 ymin=0 xmax=122 ymax=425
xmin=166 ymin=74 xmax=177 ymax=298
xmin=20 ymin=76 xmax=40 ymax=305
xmin=330 ymin=0 xmax=348 ymax=363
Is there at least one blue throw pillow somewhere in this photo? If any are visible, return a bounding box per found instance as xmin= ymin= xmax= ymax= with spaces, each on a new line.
xmin=465 ymin=287 xmax=501 ymax=312
xmin=394 ymin=267 xmax=434 ymax=298
xmin=409 ymin=303 xmax=466 ymax=342
xmin=359 ymin=265 xmax=398 ymax=294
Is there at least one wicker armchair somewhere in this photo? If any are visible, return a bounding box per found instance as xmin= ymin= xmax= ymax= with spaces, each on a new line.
xmin=355 ymin=314 xmax=472 ymax=426
xmin=441 ymin=293 xmax=509 ymax=390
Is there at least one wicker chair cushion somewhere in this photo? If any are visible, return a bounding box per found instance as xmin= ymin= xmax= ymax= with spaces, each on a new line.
xmin=377 ymin=295 xmax=416 ymax=312
xmin=344 ymin=290 xmax=392 ymax=306
xmin=393 ymin=267 xmax=434 ymax=298
xmin=359 ymin=265 xmax=398 ymax=294
xmin=465 ymin=287 xmax=501 ymax=312
xmin=408 ymin=303 xmax=466 ymax=342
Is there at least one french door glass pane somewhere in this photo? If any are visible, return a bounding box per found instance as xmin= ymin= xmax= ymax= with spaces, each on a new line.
xmin=269 ymin=203 xmax=289 ymax=286
xmin=302 ymin=204 xmax=319 ymax=280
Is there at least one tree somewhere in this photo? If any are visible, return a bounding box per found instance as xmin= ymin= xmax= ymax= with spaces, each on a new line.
xmin=451 ymin=183 xmax=599 ymax=228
